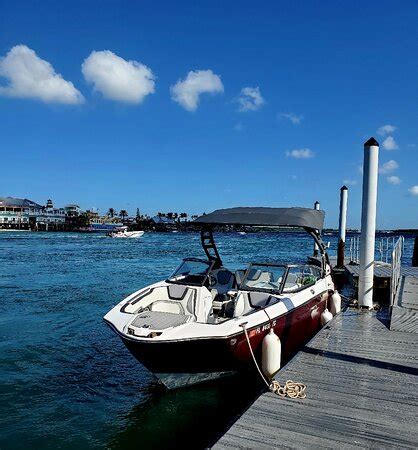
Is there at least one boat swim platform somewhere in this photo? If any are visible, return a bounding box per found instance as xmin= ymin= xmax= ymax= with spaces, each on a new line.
xmin=213 ymin=309 xmax=418 ymax=449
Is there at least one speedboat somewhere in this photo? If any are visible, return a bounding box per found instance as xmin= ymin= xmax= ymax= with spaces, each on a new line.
xmin=104 ymin=207 xmax=334 ymax=389
xmin=108 ymin=227 xmax=144 ymax=238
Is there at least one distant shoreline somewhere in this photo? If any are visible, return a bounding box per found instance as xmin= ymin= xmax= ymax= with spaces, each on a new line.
xmin=0 ymin=228 xmax=416 ymax=234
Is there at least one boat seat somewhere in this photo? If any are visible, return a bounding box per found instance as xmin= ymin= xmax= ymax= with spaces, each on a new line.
xmin=245 ymin=269 xmax=272 ymax=287
xmin=235 ymin=270 xmax=246 ymax=287
xmin=248 ymin=292 xmax=279 ymax=309
xmin=150 ymin=285 xmax=196 ymax=318
xmin=150 ymin=300 xmax=185 ymax=314
xmin=282 ymin=272 xmax=301 ymax=293
xmin=213 ymin=269 xmax=235 ymax=294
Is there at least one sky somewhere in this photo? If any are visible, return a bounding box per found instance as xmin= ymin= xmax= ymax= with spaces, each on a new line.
xmin=0 ymin=0 xmax=417 ymax=228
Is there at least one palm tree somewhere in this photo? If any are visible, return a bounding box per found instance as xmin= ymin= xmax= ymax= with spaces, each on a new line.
xmin=119 ymin=210 xmax=128 ymax=220
xmin=108 ymin=208 xmax=115 ymax=218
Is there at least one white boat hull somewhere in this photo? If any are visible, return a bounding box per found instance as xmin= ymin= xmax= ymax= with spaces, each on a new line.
xmin=112 ymin=231 xmax=144 ymax=238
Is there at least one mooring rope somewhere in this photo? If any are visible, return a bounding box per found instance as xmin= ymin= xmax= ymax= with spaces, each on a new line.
xmin=240 ymin=322 xmax=271 ymax=389
xmin=269 ymin=380 xmax=307 ymax=398
xmin=240 ymin=322 xmax=307 ymax=399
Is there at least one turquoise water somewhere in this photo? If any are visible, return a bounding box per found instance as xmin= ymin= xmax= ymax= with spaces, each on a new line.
xmin=0 ymin=231 xmax=414 ymax=449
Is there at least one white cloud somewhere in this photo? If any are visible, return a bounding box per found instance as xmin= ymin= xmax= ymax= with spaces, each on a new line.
xmin=387 ymin=176 xmax=401 ymax=185
xmin=0 ymin=45 xmax=84 ymax=104
xmin=82 ymin=50 xmax=155 ymax=103
xmin=409 ymin=186 xmax=418 ymax=196
xmin=343 ymin=179 xmax=357 ymax=186
xmin=377 ymin=124 xmax=396 ymax=136
xmin=170 ymin=69 xmax=223 ymax=111
xmin=285 ymin=148 xmax=314 ymax=159
xmin=281 ymin=112 xmax=303 ymax=125
xmin=236 ymin=86 xmax=264 ymax=112
xmin=379 ymin=160 xmax=399 ymax=174
xmin=382 ymin=136 xmax=399 ymax=150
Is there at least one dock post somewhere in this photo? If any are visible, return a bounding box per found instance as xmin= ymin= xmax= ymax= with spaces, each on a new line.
xmin=313 ymin=201 xmax=320 ymax=257
xmin=337 ymin=186 xmax=348 ymax=268
xmin=413 ymin=237 xmax=418 ymax=267
xmin=358 ymin=137 xmax=379 ymax=308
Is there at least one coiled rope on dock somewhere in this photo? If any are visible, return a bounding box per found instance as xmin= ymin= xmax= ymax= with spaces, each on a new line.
xmin=240 ymin=322 xmax=307 ymax=400
xmin=269 ymin=380 xmax=307 ymax=398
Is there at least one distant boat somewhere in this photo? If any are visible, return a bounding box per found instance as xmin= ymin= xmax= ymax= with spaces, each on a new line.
xmin=108 ymin=227 xmax=144 ymax=239
xmin=89 ymin=222 xmax=124 ymax=232
xmin=238 ymin=231 xmax=246 ymax=235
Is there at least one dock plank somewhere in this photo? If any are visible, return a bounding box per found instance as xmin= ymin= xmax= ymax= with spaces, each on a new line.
xmin=214 ymin=310 xmax=418 ymax=449
xmin=391 ymin=275 xmax=418 ymax=333
xmin=345 ymin=264 xmax=418 ymax=280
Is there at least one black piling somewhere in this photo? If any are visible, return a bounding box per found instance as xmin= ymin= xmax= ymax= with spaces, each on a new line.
xmin=413 ymin=236 xmax=418 ymax=267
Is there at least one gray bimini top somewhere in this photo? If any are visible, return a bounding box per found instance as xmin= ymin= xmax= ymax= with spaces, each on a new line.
xmin=194 ymin=207 xmax=325 ymax=232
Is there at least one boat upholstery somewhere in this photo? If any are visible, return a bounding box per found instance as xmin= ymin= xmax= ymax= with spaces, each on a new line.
xmin=232 ymin=291 xmax=280 ymax=317
xmin=247 ymin=291 xmax=278 ymax=308
xmin=212 ymin=269 xmax=235 ymax=294
xmin=150 ymin=286 xmax=196 ymax=317
xmin=235 ymin=270 xmax=246 ymax=287
xmin=245 ymin=269 xmax=272 ymax=287
xmin=123 ymin=285 xmax=197 ymax=318
xmin=282 ymin=272 xmax=301 ymax=292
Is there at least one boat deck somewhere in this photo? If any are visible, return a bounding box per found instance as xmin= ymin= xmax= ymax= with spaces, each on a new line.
xmin=214 ymin=309 xmax=418 ymax=449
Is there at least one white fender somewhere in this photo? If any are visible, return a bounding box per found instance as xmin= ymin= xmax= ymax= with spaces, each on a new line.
xmin=261 ymin=329 xmax=281 ymax=378
xmin=330 ymin=290 xmax=341 ymax=316
xmin=321 ymin=308 xmax=333 ymax=326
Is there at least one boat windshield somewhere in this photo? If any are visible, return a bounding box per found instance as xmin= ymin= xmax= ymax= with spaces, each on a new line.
xmin=240 ymin=263 xmax=287 ymax=293
xmin=167 ymin=258 xmax=212 ymax=286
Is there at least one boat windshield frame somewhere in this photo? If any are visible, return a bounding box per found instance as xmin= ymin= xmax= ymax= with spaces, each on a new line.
xmin=166 ymin=257 xmax=217 ymax=287
xmin=238 ymin=262 xmax=289 ymax=295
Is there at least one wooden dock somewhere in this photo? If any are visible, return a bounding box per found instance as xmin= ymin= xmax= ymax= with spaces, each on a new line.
xmin=344 ymin=262 xmax=418 ymax=281
xmin=391 ymin=275 xmax=418 ymax=333
xmin=214 ymin=309 xmax=418 ymax=449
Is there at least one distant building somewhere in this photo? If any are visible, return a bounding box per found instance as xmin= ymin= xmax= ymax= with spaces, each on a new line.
xmin=0 ymin=197 xmax=41 ymax=229
xmin=64 ymin=204 xmax=81 ymax=216
xmin=43 ymin=200 xmax=66 ymax=227
xmin=151 ymin=215 xmax=176 ymax=225
xmin=0 ymin=197 xmax=66 ymax=230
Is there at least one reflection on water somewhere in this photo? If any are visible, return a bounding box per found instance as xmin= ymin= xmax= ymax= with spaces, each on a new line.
xmin=0 ymin=231 xmax=414 ymax=449
xmin=108 ymin=374 xmax=262 ymax=450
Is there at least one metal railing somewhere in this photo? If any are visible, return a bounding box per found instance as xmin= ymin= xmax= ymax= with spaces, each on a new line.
xmin=349 ymin=237 xmax=360 ymax=263
xmin=348 ymin=235 xmax=404 ymax=265
xmin=390 ymin=236 xmax=404 ymax=305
